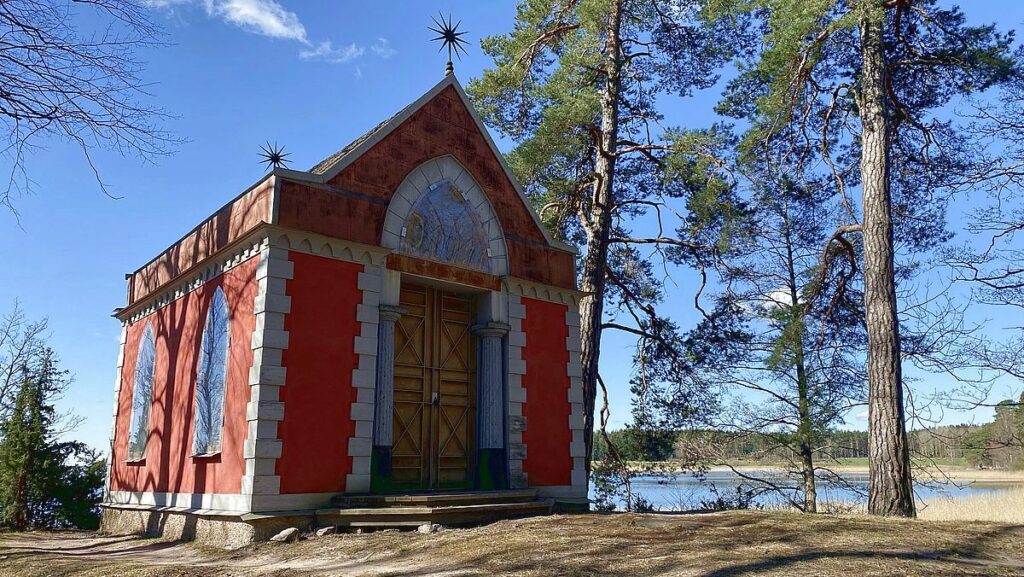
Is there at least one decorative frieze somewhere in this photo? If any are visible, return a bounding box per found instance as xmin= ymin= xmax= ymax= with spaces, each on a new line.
xmin=506 ymin=278 xmax=585 ymax=308
xmin=121 ymin=233 xmax=268 ymax=324
xmin=269 ymin=227 xmax=388 ymax=267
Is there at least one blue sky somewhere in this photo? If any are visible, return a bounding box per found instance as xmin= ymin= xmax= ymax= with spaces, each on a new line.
xmin=0 ymin=1 xmax=1022 ymax=452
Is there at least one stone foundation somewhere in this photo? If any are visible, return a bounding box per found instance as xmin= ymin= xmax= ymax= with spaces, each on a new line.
xmin=100 ymin=506 xmax=315 ymax=548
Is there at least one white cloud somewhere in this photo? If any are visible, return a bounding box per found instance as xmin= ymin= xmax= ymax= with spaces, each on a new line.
xmin=299 ymin=41 xmax=365 ymax=64
xmin=202 ymin=0 xmax=307 ymax=43
xmin=146 ymin=0 xmax=306 ymax=42
xmin=146 ymin=1 xmax=395 ymax=67
xmin=371 ymin=38 xmax=397 ymax=59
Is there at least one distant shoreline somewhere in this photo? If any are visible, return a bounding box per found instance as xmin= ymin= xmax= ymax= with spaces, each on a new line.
xmin=602 ymin=461 xmax=1024 ymax=484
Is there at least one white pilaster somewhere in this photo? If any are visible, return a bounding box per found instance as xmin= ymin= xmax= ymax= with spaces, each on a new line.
xmin=243 ymin=237 xmax=291 ymax=510
xmin=103 ymin=322 xmax=129 ymax=502
xmin=346 ymin=264 xmax=384 ymax=493
xmin=566 ymin=304 xmax=588 ymax=492
xmin=507 ymin=295 xmax=528 ymax=488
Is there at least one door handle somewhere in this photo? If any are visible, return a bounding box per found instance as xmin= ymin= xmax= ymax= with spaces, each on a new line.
xmin=431 ymin=392 xmax=440 ymax=406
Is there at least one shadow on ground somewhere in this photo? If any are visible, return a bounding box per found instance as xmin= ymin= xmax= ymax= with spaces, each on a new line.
xmin=2 ymin=511 xmax=1023 ymax=576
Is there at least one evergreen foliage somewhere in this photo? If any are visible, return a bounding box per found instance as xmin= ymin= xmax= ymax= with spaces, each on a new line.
xmin=0 ymin=348 xmax=104 ymax=530
xmin=702 ymin=0 xmax=1018 ymax=516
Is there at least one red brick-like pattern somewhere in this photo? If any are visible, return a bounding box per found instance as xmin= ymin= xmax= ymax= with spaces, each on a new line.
xmin=128 ymin=180 xmax=272 ymax=306
xmin=277 ymin=85 xmax=576 ymax=289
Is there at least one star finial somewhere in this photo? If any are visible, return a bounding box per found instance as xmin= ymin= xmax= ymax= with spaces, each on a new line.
xmin=429 ymin=13 xmax=469 ymax=76
xmin=258 ymin=141 xmax=290 ymax=171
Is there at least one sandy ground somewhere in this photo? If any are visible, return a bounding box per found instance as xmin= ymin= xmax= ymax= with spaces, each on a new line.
xmin=3 ymin=511 xmax=1024 ymax=577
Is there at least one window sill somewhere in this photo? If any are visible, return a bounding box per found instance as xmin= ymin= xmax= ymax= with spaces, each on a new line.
xmin=125 ymin=458 xmax=146 ymax=466
xmin=192 ymin=452 xmax=222 ymax=461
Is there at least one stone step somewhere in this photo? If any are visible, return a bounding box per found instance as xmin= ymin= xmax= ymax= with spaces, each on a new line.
xmin=330 ymin=489 xmax=539 ymax=509
xmin=315 ymin=499 xmax=554 ymax=529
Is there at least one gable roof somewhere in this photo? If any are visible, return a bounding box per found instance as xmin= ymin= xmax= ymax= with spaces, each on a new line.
xmin=278 ymin=74 xmax=576 ymax=254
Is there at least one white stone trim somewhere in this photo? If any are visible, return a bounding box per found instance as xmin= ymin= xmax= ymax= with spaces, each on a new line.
xmin=565 ymin=306 xmax=587 ymax=493
xmin=346 ymin=263 xmax=384 ymax=494
xmin=243 ymin=237 xmax=291 ymax=512
xmin=535 ymin=485 xmax=589 ymax=502
xmin=507 ymin=295 xmax=527 ymax=488
xmin=381 ymin=155 xmax=510 ymax=276
xmin=106 ymin=490 xmax=250 ymax=514
xmin=250 ymin=492 xmax=339 ymax=513
xmin=268 ymin=226 xmax=389 ymax=267
xmin=103 ymin=323 xmax=129 ymax=502
xmin=507 ymin=277 xmax=585 ymax=307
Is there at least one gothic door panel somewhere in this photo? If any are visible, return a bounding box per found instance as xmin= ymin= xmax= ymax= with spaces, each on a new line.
xmin=392 ymin=283 xmax=476 ymax=489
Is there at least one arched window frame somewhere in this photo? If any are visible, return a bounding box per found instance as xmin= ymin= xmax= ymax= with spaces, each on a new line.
xmin=126 ymin=322 xmax=156 ymax=462
xmin=191 ymin=286 xmax=231 ymax=457
xmin=400 ymin=178 xmax=492 ymax=273
xmin=382 ymin=156 xmax=510 ymax=276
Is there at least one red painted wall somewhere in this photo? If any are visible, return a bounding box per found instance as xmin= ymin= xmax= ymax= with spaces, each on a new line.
xmin=275 ymin=252 xmax=363 ymax=494
xmin=110 ymin=256 xmax=259 ymax=494
xmin=521 ymin=297 xmax=572 ymax=486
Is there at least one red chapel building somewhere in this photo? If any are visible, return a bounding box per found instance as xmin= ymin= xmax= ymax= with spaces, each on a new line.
xmin=100 ymin=75 xmax=587 ymax=544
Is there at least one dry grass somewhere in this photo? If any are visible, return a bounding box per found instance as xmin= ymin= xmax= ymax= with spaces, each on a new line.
xmin=3 ymin=511 xmax=1024 ymax=576
xmin=921 ymin=486 xmax=1024 ymax=523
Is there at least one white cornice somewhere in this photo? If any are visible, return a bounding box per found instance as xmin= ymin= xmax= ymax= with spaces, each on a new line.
xmin=506 ymin=277 xmax=587 ymax=306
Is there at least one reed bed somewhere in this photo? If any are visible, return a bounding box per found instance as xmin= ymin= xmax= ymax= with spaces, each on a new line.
xmin=920 ymin=485 xmax=1024 ymax=523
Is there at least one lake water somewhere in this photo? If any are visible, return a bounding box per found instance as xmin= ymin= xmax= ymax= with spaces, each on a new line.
xmin=592 ymin=471 xmax=1019 ymax=511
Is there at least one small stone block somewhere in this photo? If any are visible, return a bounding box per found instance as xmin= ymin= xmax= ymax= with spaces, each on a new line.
xmin=270 ymin=527 xmax=299 ymax=543
xmin=509 ymin=415 xmax=527 ymax=433
xmin=316 ymin=526 xmax=336 ymax=537
xmin=509 ymin=443 xmax=527 ymax=460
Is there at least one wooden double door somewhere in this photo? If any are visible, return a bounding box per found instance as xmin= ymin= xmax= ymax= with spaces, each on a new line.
xmin=391 ymin=283 xmax=477 ymax=489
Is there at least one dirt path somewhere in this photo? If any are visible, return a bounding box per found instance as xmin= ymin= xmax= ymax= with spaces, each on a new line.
xmin=4 ymin=511 xmax=1024 ymax=576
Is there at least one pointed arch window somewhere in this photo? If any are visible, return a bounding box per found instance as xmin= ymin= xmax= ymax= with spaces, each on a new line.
xmin=400 ymin=179 xmax=491 ymax=272
xmin=126 ymin=323 xmax=156 ymax=462
xmin=192 ymin=287 xmax=231 ymax=456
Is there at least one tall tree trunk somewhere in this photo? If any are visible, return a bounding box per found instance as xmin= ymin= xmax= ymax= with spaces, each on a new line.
xmin=580 ymin=0 xmax=623 ymax=477
xmin=858 ymin=6 xmax=915 ymax=517
xmin=795 ymin=360 xmax=817 ymax=514
xmin=784 ymin=215 xmax=817 ymax=513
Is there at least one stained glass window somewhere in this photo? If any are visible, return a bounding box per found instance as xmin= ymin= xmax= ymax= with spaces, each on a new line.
xmin=127 ymin=323 xmax=156 ymax=461
xmin=192 ymin=287 xmax=230 ymax=456
xmin=401 ymin=179 xmax=490 ymax=272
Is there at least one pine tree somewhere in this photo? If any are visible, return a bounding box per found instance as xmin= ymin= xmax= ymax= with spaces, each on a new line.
xmin=0 ymin=348 xmax=103 ymax=529
xmin=708 ymin=0 xmax=1016 ymax=517
xmin=470 ymin=0 xmax=741 ymax=478
xmin=0 ymin=366 xmax=49 ymax=529
xmin=679 ymin=143 xmax=867 ymax=512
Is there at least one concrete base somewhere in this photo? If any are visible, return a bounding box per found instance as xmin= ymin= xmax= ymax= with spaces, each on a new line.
xmin=100 ymin=489 xmax=585 ymax=548
xmin=100 ymin=505 xmax=315 ymax=548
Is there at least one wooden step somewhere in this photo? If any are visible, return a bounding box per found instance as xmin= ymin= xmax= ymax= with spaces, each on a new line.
xmin=316 ymin=499 xmax=554 ymax=528
xmin=331 ymin=489 xmax=539 ymax=509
